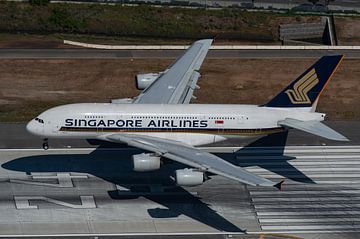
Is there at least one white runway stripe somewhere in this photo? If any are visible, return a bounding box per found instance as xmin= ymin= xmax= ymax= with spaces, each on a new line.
xmin=246 ymin=146 xmax=360 ymax=232
xmin=252 ymin=197 xmax=360 ymax=202
xmin=237 ymin=147 xmax=360 ymax=154
xmin=240 ymin=161 xmax=360 ymax=166
xmin=257 ymin=211 xmax=360 ymax=216
xmin=261 ymin=225 xmax=360 ymax=231
xmin=237 ymin=155 xmax=360 ymax=159
xmin=253 ymin=173 xmax=360 ymax=178
xmin=250 ymin=190 xmax=360 ymax=195
xmin=254 ymin=204 xmax=360 ymax=209
xmin=283 ymin=180 xmax=360 ymax=184
xmin=259 ymin=218 xmax=360 ymax=223
xmin=245 ymin=167 xmax=360 ymax=172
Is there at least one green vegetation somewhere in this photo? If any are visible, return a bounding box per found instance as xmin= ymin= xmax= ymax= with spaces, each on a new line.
xmin=0 ymin=2 xmax=315 ymax=41
xmin=29 ymin=0 xmax=50 ymax=6
xmin=48 ymin=8 xmax=87 ymax=32
xmin=0 ymin=100 xmax=74 ymax=123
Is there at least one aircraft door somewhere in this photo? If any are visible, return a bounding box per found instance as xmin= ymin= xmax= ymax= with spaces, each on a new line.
xmin=238 ymin=115 xmax=245 ymax=124
xmin=52 ymin=123 xmax=60 ymax=133
xmin=97 ymin=115 xmax=108 ymax=135
xmin=97 ymin=122 xmax=103 ymax=134
xmin=215 ymin=117 xmax=225 ymax=135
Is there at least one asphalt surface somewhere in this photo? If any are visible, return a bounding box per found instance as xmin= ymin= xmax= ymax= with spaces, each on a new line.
xmin=1 ymin=49 xmax=360 ymax=59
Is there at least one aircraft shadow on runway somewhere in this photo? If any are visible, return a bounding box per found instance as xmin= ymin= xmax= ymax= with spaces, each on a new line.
xmin=1 ymin=131 xmax=314 ymax=232
xmin=2 ymin=148 xmax=245 ymax=232
xmin=228 ymin=131 xmax=316 ymax=184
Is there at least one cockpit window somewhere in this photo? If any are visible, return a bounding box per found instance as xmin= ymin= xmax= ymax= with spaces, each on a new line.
xmin=35 ymin=118 xmax=44 ymax=124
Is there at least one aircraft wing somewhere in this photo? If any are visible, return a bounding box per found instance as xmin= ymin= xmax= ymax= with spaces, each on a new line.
xmin=278 ymin=118 xmax=349 ymax=141
xmin=133 ymin=39 xmax=212 ymax=104
xmin=103 ymin=134 xmax=283 ymax=189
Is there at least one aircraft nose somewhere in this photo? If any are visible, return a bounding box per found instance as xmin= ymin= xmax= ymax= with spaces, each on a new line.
xmin=26 ymin=120 xmax=39 ymax=136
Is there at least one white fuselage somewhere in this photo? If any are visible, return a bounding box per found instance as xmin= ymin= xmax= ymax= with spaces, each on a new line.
xmin=26 ymin=103 xmax=325 ymax=146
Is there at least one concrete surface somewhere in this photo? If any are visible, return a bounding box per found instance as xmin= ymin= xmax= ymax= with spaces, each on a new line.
xmin=0 ymin=122 xmax=359 ymax=238
xmin=0 ymin=145 xmax=359 ymax=238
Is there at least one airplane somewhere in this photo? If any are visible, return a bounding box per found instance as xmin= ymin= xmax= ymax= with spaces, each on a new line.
xmin=26 ymin=39 xmax=348 ymax=190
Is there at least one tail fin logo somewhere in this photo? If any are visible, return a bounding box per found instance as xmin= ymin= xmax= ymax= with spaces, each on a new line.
xmin=285 ymin=68 xmax=319 ymax=104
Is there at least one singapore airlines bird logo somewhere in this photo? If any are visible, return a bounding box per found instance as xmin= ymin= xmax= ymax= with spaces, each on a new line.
xmin=285 ymin=68 xmax=319 ymax=104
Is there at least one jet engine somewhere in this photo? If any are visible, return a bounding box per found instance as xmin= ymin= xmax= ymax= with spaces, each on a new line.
xmin=174 ymin=169 xmax=204 ymax=187
xmin=135 ymin=73 xmax=160 ymax=90
xmin=132 ymin=153 xmax=161 ymax=172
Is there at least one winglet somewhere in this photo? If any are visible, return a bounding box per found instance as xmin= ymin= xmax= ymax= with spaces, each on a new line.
xmin=274 ymin=180 xmax=285 ymax=191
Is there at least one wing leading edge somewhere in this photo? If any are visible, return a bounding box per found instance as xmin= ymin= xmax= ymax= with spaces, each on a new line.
xmin=133 ymin=39 xmax=213 ymax=104
xmin=103 ymin=134 xmax=283 ymax=189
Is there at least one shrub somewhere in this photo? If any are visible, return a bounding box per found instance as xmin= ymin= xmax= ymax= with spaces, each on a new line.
xmin=29 ymin=0 xmax=50 ymax=6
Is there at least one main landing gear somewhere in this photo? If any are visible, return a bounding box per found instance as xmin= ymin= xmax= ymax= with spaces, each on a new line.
xmin=42 ymin=139 xmax=49 ymax=150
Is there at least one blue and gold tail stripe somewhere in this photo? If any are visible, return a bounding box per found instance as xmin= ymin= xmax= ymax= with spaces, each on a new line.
xmin=264 ymin=55 xmax=344 ymax=108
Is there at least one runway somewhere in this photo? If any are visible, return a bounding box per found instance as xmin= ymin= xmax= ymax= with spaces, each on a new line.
xmin=1 ymin=49 xmax=360 ymax=59
xmin=0 ymin=145 xmax=359 ymax=238
xmin=0 ymin=123 xmax=358 ymax=238
xmin=244 ymin=146 xmax=360 ymax=233
xmin=0 ymin=122 xmax=359 ymax=238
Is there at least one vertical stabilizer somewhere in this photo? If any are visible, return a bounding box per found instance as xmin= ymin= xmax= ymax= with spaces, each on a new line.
xmin=263 ymin=55 xmax=344 ymax=109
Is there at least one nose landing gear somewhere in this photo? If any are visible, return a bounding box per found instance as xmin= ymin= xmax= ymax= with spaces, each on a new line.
xmin=42 ymin=139 xmax=49 ymax=150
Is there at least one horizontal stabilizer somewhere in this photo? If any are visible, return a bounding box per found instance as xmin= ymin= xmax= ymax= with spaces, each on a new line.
xmin=274 ymin=180 xmax=285 ymax=191
xmin=278 ymin=118 xmax=349 ymax=141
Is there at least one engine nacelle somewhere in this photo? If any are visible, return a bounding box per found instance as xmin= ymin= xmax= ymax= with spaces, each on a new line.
xmin=135 ymin=73 xmax=159 ymax=90
xmin=132 ymin=153 xmax=161 ymax=172
xmin=175 ymin=169 xmax=204 ymax=187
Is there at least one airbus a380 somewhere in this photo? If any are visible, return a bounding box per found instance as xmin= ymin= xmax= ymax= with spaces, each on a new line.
xmin=26 ymin=39 xmax=348 ymax=190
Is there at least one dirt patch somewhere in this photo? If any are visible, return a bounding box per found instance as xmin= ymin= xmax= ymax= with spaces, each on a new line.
xmin=0 ymin=34 xmax=70 ymax=49
xmin=335 ymin=17 xmax=360 ymax=45
xmin=0 ymin=58 xmax=358 ymax=122
xmin=196 ymin=58 xmax=360 ymax=120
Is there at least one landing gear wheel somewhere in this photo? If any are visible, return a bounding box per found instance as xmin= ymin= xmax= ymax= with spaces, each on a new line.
xmin=42 ymin=141 xmax=49 ymax=150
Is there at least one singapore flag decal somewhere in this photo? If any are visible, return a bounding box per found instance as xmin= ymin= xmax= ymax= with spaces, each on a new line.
xmin=215 ymin=120 xmax=224 ymax=124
